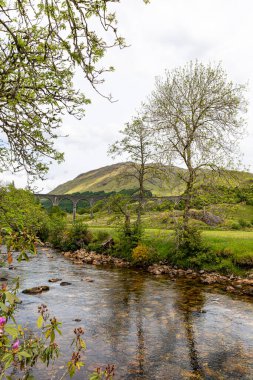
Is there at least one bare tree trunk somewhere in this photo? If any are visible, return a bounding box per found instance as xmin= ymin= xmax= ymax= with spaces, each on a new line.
xmin=183 ymin=170 xmax=194 ymax=230
xmin=137 ymin=170 xmax=144 ymax=225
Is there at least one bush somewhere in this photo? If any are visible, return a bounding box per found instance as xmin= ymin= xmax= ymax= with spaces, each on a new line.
xmin=114 ymin=223 xmax=142 ymax=260
xmin=238 ymin=219 xmax=252 ymax=228
xmin=47 ymin=213 xmax=67 ymax=249
xmin=171 ymin=224 xmax=210 ymax=267
xmin=154 ymin=200 xmax=174 ymax=212
xmin=62 ymin=222 xmax=93 ymax=251
xmin=187 ymin=250 xmax=220 ymax=269
xmin=231 ymin=222 xmax=241 ymax=230
xmin=132 ymin=243 xmax=150 ymax=264
xmin=174 ymin=224 xmax=206 ymax=257
xmin=93 ymin=230 xmax=110 ymax=243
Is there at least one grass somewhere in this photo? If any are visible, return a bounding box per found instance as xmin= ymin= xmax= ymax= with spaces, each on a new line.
xmin=63 ymin=202 xmax=253 ymax=274
xmin=202 ymin=230 xmax=253 ymax=258
xmin=87 ymin=226 xmax=253 ymax=274
xmin=68 ymin=202 xmax=253 ymax=230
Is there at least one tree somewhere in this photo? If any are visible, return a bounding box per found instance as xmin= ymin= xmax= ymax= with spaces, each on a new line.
xmin=0 ymin=184 xmax=49 ymax=261
xmin=108 ymin=117 xmax=155 ymax=223
xmin=106 ymin=193 xmax=142 ymax=258
xmin=0 ymin=0 xmax=149 ymax=179
xmin=146 ymin=61 xmax=247 ymax=230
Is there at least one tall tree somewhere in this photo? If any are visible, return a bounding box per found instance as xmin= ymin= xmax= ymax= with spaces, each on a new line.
xmin=108 ymin=117 xmax=154 ymax=223
xmin=0 ymin=0 xmax=148 ymax=179
xmin=146 ymin=61 xmax=247 ymax=229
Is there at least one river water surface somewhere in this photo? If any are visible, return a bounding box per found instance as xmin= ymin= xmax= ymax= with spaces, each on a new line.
xmin=1 ymin=248 xmax=253 ymax=379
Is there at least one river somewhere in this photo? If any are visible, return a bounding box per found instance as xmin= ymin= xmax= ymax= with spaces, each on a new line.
xmin=1 ymin=247 xmax=253 ymax=379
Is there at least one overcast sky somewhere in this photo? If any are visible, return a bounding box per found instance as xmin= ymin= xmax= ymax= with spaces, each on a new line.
xmin=2 ymin=0 xmax=253 ymax=192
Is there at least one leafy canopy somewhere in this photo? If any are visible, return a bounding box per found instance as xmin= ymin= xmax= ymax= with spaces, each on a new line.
xmin=0 ymin=0 xmax=148 ymax=179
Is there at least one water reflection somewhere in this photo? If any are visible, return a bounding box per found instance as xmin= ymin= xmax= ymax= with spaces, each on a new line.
xmin=174 ymin=284 xmax=205 ymax=379
xmin=1 ymin=250 xmax=253 ymax=379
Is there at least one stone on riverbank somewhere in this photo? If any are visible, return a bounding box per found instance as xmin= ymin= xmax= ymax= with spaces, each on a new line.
xmin=62 ymin=248 xmax=130 ymax=268
xmin=61 ymin=248 xmax=253 ymax=298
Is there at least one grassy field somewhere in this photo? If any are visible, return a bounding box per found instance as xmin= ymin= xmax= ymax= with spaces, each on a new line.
xmin=88 ymin=226 xmax=253 ymax=264
xmin=68 ymin=203 xmax=253 ymax=230
xmin=64 ymin=203 xmax=253 ymax=274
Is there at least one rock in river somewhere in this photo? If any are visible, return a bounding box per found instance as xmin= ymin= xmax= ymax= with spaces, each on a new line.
xmin=22 ymin=286 xmax=50 ymax=295
xmin=60 ymin=281 xmax=72 ymax=286
xmin=48 ymin=278 xmax=62 ymax=283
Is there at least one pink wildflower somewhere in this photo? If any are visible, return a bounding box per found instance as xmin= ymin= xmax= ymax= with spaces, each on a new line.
xmin=0 ymin=317 xmax=6 ymax=326
xmin=12 ymin=340 xmax=20 ymax=351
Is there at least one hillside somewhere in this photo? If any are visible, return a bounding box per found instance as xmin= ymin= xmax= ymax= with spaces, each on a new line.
xmin=50 ymin=162 xmax=253 ymax=196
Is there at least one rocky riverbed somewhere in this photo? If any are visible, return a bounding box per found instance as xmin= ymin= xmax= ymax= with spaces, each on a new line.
xmin=62 ymin=248 xmax=253 ymax=298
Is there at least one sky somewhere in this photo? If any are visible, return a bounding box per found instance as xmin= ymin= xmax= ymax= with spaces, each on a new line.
xmin=2 ymin=0 xmax=253 ymax=192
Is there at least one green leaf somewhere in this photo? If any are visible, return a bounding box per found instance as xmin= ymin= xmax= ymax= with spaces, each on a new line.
xmin=19 ymin=351 xmax=31 ymax=358
xmin=6 ymin=291 xmax=19 ymax=305
xmin=0 ymin=301 xmax=8 ymax=312
xmin=4 ymin=324 xmax=19 ymax=338
xmin=37 ymin=315 xmax=44 ymax=329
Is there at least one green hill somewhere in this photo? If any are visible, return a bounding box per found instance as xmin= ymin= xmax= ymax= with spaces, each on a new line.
xmin=50 ymin=162 xmax=253 ymax=196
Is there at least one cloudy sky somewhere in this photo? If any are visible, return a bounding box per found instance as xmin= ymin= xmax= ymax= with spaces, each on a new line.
xmin=2 ymin=0 xmax=253 ymax=192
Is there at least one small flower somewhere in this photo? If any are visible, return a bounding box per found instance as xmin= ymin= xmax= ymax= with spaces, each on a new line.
xmin=0 ymin=317 xmax=6 ymax=326
xmin=12 ymin=340 xmax=20 ymax=351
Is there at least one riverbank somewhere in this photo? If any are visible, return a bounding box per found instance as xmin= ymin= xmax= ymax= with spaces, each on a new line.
xmin=87 ymin=227 xmax=253 ymax=274
xmin=61 ymin=248 xmax=253 ymax=298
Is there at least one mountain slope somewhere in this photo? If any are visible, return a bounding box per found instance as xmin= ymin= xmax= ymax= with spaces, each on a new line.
xmin=50 ymin=162 xmax=253 ymax=196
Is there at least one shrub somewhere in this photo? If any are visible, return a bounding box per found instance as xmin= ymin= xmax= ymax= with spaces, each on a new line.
xmin=114 ymin=223 xmax=142 ymax=260
xmin=94 ymin=230 xmax=110 ymax=243
xmin=174 ymin=224 xmax=206 ymax=257
xmin=62 ymin=222 xmax=93 ymax=251
xmin=47 ymin=213 xmax=67 ymax=249
xmin=187 ymin=250 xmax=220 ymax=269
xmin=238 ymin=219 xmax=251 ymax=228
xmin=132 ymin=243 xmax=149 ymax=263
xmin=171 ymin=224 xmax=210 ymax=267
xmin=231 ymin=222 xmax=241 ymax=230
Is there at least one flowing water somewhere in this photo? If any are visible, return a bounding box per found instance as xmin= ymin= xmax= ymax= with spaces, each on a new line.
xmin=1 ymin=248 xmax=253 ymax=380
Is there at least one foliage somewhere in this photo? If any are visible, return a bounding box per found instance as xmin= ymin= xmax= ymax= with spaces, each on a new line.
xmin=115 ymin=222 xmax=143 ymax=260
xmin=61 ymin=222 xmax=93 ymax=251
xmin=109 ymin=117 xmax=157 ymax=222
xmin=0 ymin=185 xmax=49 ymax=262
xmin=0 ymin=0 xmax=149 ymax=178
xmin=0 ymin=280 xmax=88 ymax=379
xmin=238 ymin=218 xmax=252 ymax=228
xmin=132 ymin=243 xmax=157 ymax=265
xmin=46 ymin=213 xmax=67 ymax=249
xmin=93 ymin=230 xmax=110 ymax=244
xmin=173 ymin=224 xmax=208 ymax=259
xmin=191 ymin=185 xmax=253 ymax=208
xmin=146 ymin=61 xmax=247 ymax=227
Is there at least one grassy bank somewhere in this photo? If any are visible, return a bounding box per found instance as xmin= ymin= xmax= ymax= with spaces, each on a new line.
xmin=62 ymin=201 xmax=253 ymax=275
xmin=88 ymin=227 xmax=253 ymax=275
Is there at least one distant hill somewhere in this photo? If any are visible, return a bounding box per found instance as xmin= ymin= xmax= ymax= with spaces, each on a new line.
xmin=50 ymin=162 xmax=253 ymax=196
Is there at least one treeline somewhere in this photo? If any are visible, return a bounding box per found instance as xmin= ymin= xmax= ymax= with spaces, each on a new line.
xmin=192 ymin=185 xmax=253 ymax=208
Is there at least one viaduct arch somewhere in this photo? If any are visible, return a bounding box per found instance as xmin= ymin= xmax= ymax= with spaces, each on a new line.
xmin=35 ymin=193 xmax=183 ymax=221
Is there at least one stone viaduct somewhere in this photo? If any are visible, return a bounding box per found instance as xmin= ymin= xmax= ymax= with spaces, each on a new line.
xmin=35 ymin=193 xmax=183 ymax=221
